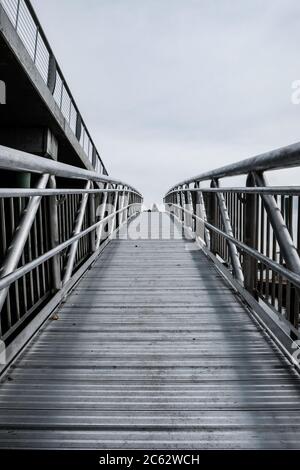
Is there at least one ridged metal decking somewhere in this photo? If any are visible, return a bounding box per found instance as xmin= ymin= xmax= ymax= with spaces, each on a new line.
xmin=0 ymin=213 xmax=300 ymax=449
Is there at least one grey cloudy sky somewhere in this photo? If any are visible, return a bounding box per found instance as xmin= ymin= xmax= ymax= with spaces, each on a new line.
xmin=32 ymin=0 xmax=300 ymax=205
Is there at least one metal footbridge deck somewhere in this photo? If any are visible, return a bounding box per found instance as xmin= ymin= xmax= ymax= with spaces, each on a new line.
xmin=1 ymin=0 xmax=300 ymax=451
xmin=0 ymin=213 xmax=300 ymax=449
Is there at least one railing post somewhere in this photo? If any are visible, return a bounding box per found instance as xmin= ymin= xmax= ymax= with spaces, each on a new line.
xmin=208 ymin=180 xmax=218 ymax=255
xmin=62 ymin=180 xmax=91 ymax=285
xmin=212 ymin=179 xmax=244 ymax=284
xmin=176 ymin=188 xmax=181 ymax=221
xmin=126 ymin=190 xmax=131 ymax=221
xmin=89 ymin=182 xmax=96 ymax=253
xmin=195 ymin=182 xmax=210 ymax=247
xmin=186 ymin=186 xmax=193 ymax=232
xmin=244 ymin=173 xmax=258 ymax=298
xmin=180 ymin=186 xmax=187 ymax=226
xmin=119 ymin=186 xmax=127 ymax=226
xmin=49 ymin=176 xmax=61 ymax=290
xmin=95 ymin=183 xmax=109 ymax=250
xmin=110 ymin=185 xmax=119 ymax=237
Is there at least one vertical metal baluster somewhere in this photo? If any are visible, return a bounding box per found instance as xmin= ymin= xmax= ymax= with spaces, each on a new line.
xmin=278 ymin=195 xmax=284 ymax=314
xmin=74 ymin=194 xmax=80 ymax=266
xmin=61 ymin=194 xmax=66 ymax=246
xmin=186 ymin=188 xmax=193 ymax=233
xmin=110 ymin=186 xmax=119 ymax=237
xmin=48 ymin=176 xmax=61 ymax=291
xmin=176 ymin=189 xmax=181 ymax=222
xmin=14 ymin=198 xmax=21 ymax=320
xmin=297 ymin=196 xmax=300 ymax=256
xmin=37 ymin=202 xmax=46 ymax=296
xmin=265 ymin=207 xmax=270 ymax=303
xmin=195 ymin=185 xmax=210 ymax=247
xmin=271 ymin=196 xmax=277 ymax=307
xmin=27 ymin=225 xmax=35 ymax=307
xmin=32 ymin=213 xmax=41 ymax=301
xmin=6 ymin=198 xmax=14 ymax=327
xmin=0 ymin=199 xmax=6 ymax=334
xmin=18 ymin=199 xmax=28 ymax=315
xmin=60 ymin=195 xmax=65 ymax=268
xmin=230 ymin=193 xmax=233 ymax=238
xmin=79 ymin=195 xmax=84 ymax=260
xmin=95 ymin=183 xmax=109 ymax=250
xmin=89 ymin=183 xmax=96 ymax=253
xmin=65 ymin=193 xmax=69 ymax=245
xmin=180 ymin=187 xmax=185 ymax=226
xmin=57 ymin=198 xmax=63 ymax=272
xmin=259 ymin=196 xmax=264 ymax=298
xmin=285 ymin=197 xmax=292 ymax=318
xmin=42 ymin=197 xmax=51 ymax=291
xmin=244 ymin=174 xmax=258 ymax=298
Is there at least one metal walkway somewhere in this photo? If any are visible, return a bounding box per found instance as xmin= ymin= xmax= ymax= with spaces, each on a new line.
xmin=0 ymin=213 xmax=300 ymax=449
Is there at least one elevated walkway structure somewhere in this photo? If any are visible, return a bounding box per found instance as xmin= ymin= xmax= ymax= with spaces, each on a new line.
xmin=0 ymin=211 xmax=300 ymax=449
xmin=0 ymin=0 xmax=106 ymax=173
xmin=1 ymin=0 xmax=300 ymax=452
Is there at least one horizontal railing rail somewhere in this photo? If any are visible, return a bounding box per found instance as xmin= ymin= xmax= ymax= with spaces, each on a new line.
xmin=0 ymin=0 xmax=107 ymax=175
xmin=168 ymin=141 xmax=300 ymax=189
xmin=164 ymin=143 xmax=300 ymax=337
xmin=0 ymin=146 xmax=142 ymax=344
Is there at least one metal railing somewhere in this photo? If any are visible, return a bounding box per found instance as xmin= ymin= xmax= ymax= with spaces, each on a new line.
xmin=0 ymin=145 xmax=142 ymax=345
xmin=0 ymin=0 xmax=107 ymax=175
xmin=164 ymin=141 xmax=300 ymax=336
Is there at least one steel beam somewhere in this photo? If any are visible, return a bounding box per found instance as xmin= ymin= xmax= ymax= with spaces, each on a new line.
xmin=243 ymin=173 xmax=258 ymax=298
xmin=48 ymin=176 xmax=61 ymax=290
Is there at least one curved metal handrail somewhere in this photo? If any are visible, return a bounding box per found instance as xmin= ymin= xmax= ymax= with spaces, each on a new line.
xmin=164 ymin=143 xmax=300 ymax=336
xmin=0 ymin=145 xmax=142 ymax=196
xmin=166 ymin=140 xmax=300 ymax=192
xmin=0 ymin=145 xmax=143 ymax=345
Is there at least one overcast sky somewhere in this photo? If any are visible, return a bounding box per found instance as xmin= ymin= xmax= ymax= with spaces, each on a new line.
xmin=32 ymin=0 xmax=300 ymax=205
